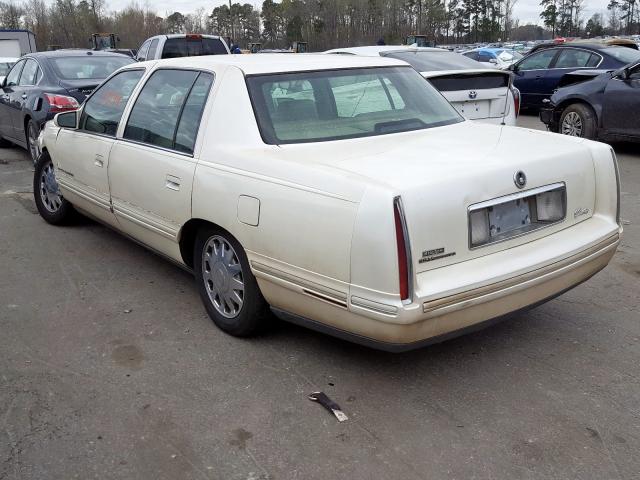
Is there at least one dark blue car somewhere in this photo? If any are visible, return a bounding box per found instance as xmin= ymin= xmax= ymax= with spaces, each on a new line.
xmin=510 ymin=44 xmax=640 ymax=109
xmin=539 ymin=60 xmax=640 ymax=142
xmin=0 ymin=50 xmax=133 ymax=162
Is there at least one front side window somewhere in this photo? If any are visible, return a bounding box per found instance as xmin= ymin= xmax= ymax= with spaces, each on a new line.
xmin=4 ymin=60 xmax=24 ymax=87
xmin=137 ymin=40 xmax=151 ymax=61
xmin=147 ymin=39 xmax=159 ymax=60
xmin=80 ymin=69 xmax=144 ymax=136
xmin=124 ymin=69 xmax=213 ymax=153
xmin=19 ymin=59 xmax=40 ymax=86
xmin=247 ymin=66 xmax=462 ymax=144
xmin=518 ymin=49 xmax=557 ymax=70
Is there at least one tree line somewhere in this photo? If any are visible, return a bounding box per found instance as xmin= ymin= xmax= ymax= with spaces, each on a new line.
xmin=0 ymin=0 xmax=638 ymax=52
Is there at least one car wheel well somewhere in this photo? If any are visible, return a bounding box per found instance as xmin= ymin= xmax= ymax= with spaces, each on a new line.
xmin=23 ymin=115 xmax=31 ymax=141
xmin=179 ymin=219 xmax=232 ymax=269
xmin=558 ymin=100 xmax=597 ymax=122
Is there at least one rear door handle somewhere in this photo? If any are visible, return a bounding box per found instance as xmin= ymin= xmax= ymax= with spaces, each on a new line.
xmin=165 ymin=175 xmax=180 ymax=191
xmin=94 ymin=154 xmax=104 ymax=167
xmin=21 ymin=93 xmax=27 ymax=100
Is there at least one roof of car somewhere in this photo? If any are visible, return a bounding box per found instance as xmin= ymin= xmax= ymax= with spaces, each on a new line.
xmin=26 ymin=49 xmax=132 ymax=59
xmin=134 ymin=53 xmax=408 ymax=75
xmin=323 ymin=46 xmax=444 ymax=56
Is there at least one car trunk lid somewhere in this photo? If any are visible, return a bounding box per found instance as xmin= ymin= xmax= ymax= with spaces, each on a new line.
xmin=59 ymin=79 xmax=101 ymax=102
xmin=422 ymin=69 xmax=511 ymax=121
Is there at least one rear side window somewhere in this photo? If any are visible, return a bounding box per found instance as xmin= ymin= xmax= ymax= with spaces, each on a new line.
xmin=202 ymin=38 xmax=228 ymax=54
xmin=80 ymin=69 xmax=144 ymax=136
xmin=554 ymin=49 xmax=595 ymax=68
xmin=124 ymin=69 xmax=213 ymax=154
xmin=477 ymin=51 xmax=494 ymax=62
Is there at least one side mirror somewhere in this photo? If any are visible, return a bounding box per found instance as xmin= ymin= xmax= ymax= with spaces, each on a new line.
xmin=54 ymin=111 xmax=78 ymax=129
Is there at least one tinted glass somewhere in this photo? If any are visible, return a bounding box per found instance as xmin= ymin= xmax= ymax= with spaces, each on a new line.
xmin=477 ymin=52 xmax=494 ymax=62
xmin=162 ymin=38 xmax=187 ymax=58
xmin=586 ymin=54 xmax=601 ymax=67
xmin=202 ymin=38 xmax=228 ymax=54
xmin=518 ymin=49 xmax=557 ymax=70
xmin=80 ymin=69 xmax=144 ymax=136
xmin=429 ymin=72 xmax=509 ymax=91
xmin=124 ymin=69 xmax=199 ymax=150
xmin=384 ymin=51 xmax=482 ymax=71
xmin=247 ymin=66 xmax=462 ymax=144
xmin=554 ymin=49 xmax=594 ymax=68
xmin=19 ymin=59 xmax=39 ymax=85
xmin=50 ymin=56 xmax=134 ymax=80
xmin=0 ymin=62 xmax=15 ymax=76
xmin=147 ymin=39 xmax=159 ymax=60
xmin=175 ymin=72 xmax=214 ymax=153
xmin=604 ymin=46 xmax=640 ymax=64
xmin=463 ymin=51 xmax=480 ymax=61
xmin=5 ymin=60 xmax=24 ymax=86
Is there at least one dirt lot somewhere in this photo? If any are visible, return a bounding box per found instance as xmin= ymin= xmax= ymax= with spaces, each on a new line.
xmin=1 ymin=114 xmax=639 ymax=480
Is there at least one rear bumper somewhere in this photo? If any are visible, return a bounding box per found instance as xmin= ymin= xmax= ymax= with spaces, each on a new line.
xmin=261 ymin=226 xmax=620 ymax=352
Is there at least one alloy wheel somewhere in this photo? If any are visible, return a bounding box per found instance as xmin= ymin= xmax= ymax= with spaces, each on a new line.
xmin=561 ymin=111 xmax=583 ymax=137
xmin=39 ymin=160 xmax=63 ymax=213
xmin=202 ymin=235 xmax=245 ymax=318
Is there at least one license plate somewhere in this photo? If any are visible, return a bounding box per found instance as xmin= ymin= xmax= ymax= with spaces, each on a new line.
xmin=487 ymin=198 xmax=532 ymax=238
xmin=468 ymin=183 xmax=567 ymax=248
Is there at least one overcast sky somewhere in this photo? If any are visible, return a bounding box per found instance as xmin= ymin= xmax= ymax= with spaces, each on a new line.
xmin=104 ymin=0 xmax=611 ymax=28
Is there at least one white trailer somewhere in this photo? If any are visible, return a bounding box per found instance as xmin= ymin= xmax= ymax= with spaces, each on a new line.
xmin=0 ymin=29 xmax=37 ymax=57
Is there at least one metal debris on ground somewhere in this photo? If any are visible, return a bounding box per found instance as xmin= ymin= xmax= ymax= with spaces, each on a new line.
xmin=308 ymin=391 xmax=348 ymax=422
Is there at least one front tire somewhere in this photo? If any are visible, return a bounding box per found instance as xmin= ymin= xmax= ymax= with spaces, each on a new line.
xmin=194 ymin=226 xmax=270 ymax=336
xmin=33 ymin=153 xmax=75 ymax=224
xmin=26 ymin=119 xmax=41 ymax=164
xmin=559 ymin=104 xmax=597 ymax=139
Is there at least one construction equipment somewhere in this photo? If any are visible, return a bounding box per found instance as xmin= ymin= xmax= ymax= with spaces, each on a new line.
xmin=404 ymin=35 xmax=434 ymax=48
xmin=292 ymin=41 xmax=308 ymax=53
xmin=247 ymin=42 xmax=262 ymax=53
xmin=91 ymin=33 xmax=119 ymax=50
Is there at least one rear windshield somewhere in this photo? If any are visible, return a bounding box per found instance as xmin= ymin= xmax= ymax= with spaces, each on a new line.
xmin=383 ymin=51 xmax=483 ymax=71
xmin=161 ymin=37 xmax=228 ymax=59
xmin=247 ymin=66 xmax=462 ymax=144
xmin=604 ymin=46 xmax=640 ymax=64
xmin=0 ymin=62 xmax=14 ymax=76
xmin=50 ymin=56 xmax=133 ymax=80
xmin=429 ymin=72 xmax=509 ymax=91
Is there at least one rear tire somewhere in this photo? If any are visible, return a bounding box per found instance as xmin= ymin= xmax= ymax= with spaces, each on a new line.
xmin=559 ymin=104 xmax=597 ymax=140
xmin=194 ymin=225 xmax=270 ymax=336
xmin=33 ymin=152 xmax=75 ymax=225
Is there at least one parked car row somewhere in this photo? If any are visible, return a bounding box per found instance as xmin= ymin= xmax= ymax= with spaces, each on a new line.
xmin=0 ymin=50 xmax=134 ymax=160
xmin=30 ymin=52 xmax=621 ymax=351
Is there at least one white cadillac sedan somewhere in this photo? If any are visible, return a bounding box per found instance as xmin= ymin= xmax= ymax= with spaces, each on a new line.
xmin=34 ymin=54 xmax=622 ymax=351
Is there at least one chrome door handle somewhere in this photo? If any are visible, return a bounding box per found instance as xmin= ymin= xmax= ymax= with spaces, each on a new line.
xmin=94 ymin=155 xmax=104 ymax=167
xmin=165 ymin=175 xmax=180 ymax=191
xmin=21 ymin=93 xmax=27 ymax=100
xmin=2 ymin=95 xmax=9 ymax=101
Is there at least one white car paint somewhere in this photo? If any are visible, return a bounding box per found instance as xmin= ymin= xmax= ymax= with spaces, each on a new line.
xmin=324 ymin=45 xmax=519 ymax=126
xmin=38 ymin=54 xmax=622 ymax=350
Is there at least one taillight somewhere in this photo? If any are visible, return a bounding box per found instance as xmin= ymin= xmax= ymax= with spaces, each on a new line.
xmin=512 ymin=87 xmax=521 ymax=118
xmin=393 ymin=197 xmax=411 ymax=301
xmin=44 ymin=93 xmax=80 ymax=113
